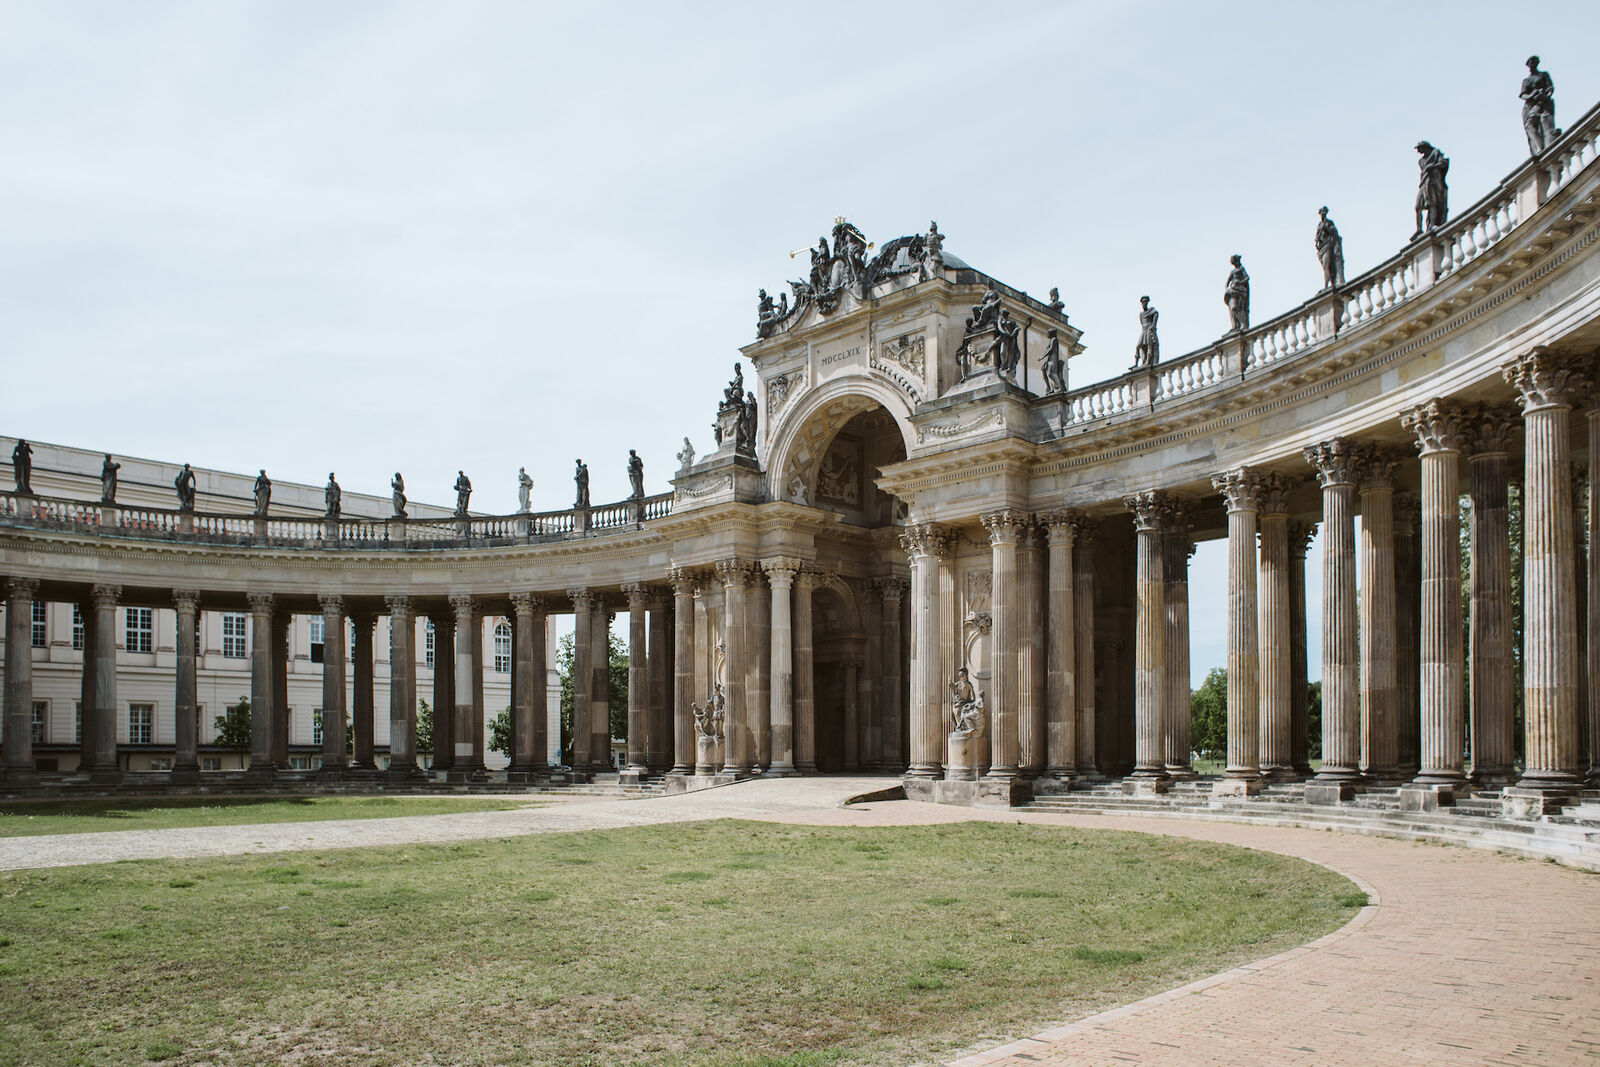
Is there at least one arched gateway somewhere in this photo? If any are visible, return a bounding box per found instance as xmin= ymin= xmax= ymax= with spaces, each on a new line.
xmin=4 ymin=101 xmax=1600 ymax=821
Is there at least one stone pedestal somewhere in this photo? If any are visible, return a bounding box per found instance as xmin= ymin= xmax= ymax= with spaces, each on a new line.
xmin=1398 ymin=782 xmax=1466 ymax=811
xmin=945 ymin=733 xmax=975 ymax=781
xmin=1211 ymin=778 xmax=1262 ymax=798
xmin=1500 ymin=785 xmax=1577 ymax=818
xmin=1123 ymin=777 xmax=1169 ymax=796
xmin=903 ymin=775 xmax=1032 ymax=809
xmin=1304 ymin=780 xmax=1358 ymax=805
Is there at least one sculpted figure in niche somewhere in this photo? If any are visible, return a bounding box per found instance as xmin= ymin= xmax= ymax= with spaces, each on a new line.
xmin=253 ymin=469 xmax=272 ymax=516
xmin=1521 ymin=56 xmax=1559 ymax=156
xmin=101 ymin=454 xmax=121 ymax=504
xmin=1412 ymin=141 xmax=1449 ymax=239
xmin=11 ymin=439 xmax=33 ymax=494
xmin=1315 ymin=207 xmax=1345 ymax=288
xmin=391 ymin=472 xmax=407 ymax=518
xmin=517 ymin=467 xmax=532 ymax=512
xmin=1134 ymin=296 xmax=1160 ymax=368
xmin=676 ymin=438 xmax=696 ymax=472
xmin=1041 ymin=328 xmax=1066 ymax=394
xmin=175 ymin=464 xmax=197 ymax=512
xmin=453 ymin=471 xmax=472 ymax=517
xmin=324 ymin=473 xmax=341 ymax=519
xmin=1223 ymin=255 xmax=1250 ymax=333
xmin=574 ymin=459 xmax=590 ymax=509
xmin=627 ymin=449 xmax=644 ymax=499
xmin=948 ymin=667 xmax=984 ymax=736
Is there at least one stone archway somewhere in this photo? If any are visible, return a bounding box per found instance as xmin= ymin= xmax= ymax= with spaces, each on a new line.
xmin=766 ymin=379 xmax=915 ymax=507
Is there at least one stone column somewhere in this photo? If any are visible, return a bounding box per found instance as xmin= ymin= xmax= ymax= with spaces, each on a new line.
xmin=1288 ymin=522 xmax=1316 ymax=777
xmin=4 ymin=578 xmax=39 ymax=783
xmin=1123 ymin=492 xmax=1170 ymax=791
xmin=589 ymin=604 xmax=611 ymax=772
xmin=1070 ymin=516 xmax=1098 ymax=778
xmin=862 ymin=584 xmax=882 ymax=769
xmin=569 ymin=588 xmax=593 ymax=772
xmin=247 ymin=591 xmax=275 ymax=776
xmin=351 ymin=612 xmax=376 ymax=769
xmin=1018 ymin=521 xmax=1047 ymax=776
xmin=623 ymin=584 xmax=649 ymax=773
xmin=843 ymin=658 xmax=860 ymax=769
xmin=449 ymin=595 xmax=482 ymax=775
xmin=77 ymin=592 xmax=97 ymax=773
xmin=271 ymin=610 xmax=289 ymax=768
xmin=981 ymin=511 xmax=1026 ymax=781
xmin=509 ymin=593 xmax=545 ymax=774
xmin=1041 ymin=513 xmax=1078 ymax=779
xmin=386 ymin=595 xmax=418 ymax=777
xmin=900 ymin=525 xmax=949 ymax=778
xmin=171 ymin=589 xmax=200 ymax=783
xmin=1574 ymin=464 xmax=1589 ymax=776
xmin=1504 ymin=348 xmax=1584 ymax=808
xmin=1400 ymin=400 xmax=1468 ymax=796
xmin=1357 ymin=450 xmax=1400 ymax=780
xmin=89 ymin=584 xmax=121 ymax=780
xmin=794 ymin=569 xmax=818 ymax=774
xmin=430 ymin=612 xmax=455 ymax=772
xmin=647 ymin=591 xmax=670 ymax=773
xmin=1212 ymin=469 xmax=1263 ymax=795
xmin=764 ymin=560 xmax=799 ymax=776
xmin=1590 ymin=400 xmax=1600 ymax=785
xmin=1304 ymin=440 xmax=1362 ymax=798
xmin=876 ymin=577 xmax=907 ymax=772
xmin=1392 ymin=496 xmax=1422 ymax=776
xmin=1257 ymin=477 xmax=1295 ymax=779
xmin=1465 ymin=406 xmax=1518 ymax=785
xmin=669 ymin=570 xmax=697 ymax=775
xmin=750 ymin=574 xmax=771 ymax=770
xmin=318 ymin=594 xmax=347 ymax=773
xmin=1164 ymin=516 xmax=1193 ymax=778
xmin=717 ymin=560 xmax=752 ymax=775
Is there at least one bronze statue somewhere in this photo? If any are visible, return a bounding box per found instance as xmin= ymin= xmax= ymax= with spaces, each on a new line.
xmin=175 ymin=464 xmax=197 ymax=512
xmin=253 ymin=470 xmax=271 ymax=516
xmin=1521 ymin=56 xmax=1559 ymax=156
xmin=627 ymin=450 xmax=644 ymax=499
xmin=1041 ymin=329 xmax=1066 ymax=394
xmin=10 ymin=439 xmax=32 ymax=494
xmin=324 ymin=473 xmax=341 ymax=519
xmin=1134 ymin=296 xmax=1160 ymax=367
xmin=101 ymin=454 xmax=121 ymax=504
xmin=1224 ymin=256 xmax=1250 ymax=333
xmin=453 ymin=471 xmax=472 ymax=517
xmin=1412 ymin=142 xmax=1449 ymax=239
xmin=574 ymin=459 xmax=590 ymax=509
xmin=1315 ymin=207 xmax=1345 ymax=288
xmin=392 ymin=473 xmax=407 ymax=519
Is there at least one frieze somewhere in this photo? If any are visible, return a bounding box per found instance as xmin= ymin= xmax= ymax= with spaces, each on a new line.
xmin=915 ymin=410 xmax=1005 ymax=444
xmin=677 ymin=475 xmax=735 ymax=499
xmin=766 ymin=371 xmax=805 ymax=418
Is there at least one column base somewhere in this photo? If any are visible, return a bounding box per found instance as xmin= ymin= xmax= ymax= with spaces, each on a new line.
xmin=904 ymin=764 xmax=941 ymax=779
xmin=764 ymin=763 xmax=799 ymax=777
xmin=169 ymin=763 xmax=201 ymax=786
xmin=1259 ymin=764 xmax=1299 ymax=781
xmin=1398 ymin=782 xmax=1468 ymax=811
xmin=1211 ymin=778 xmax=1262 ymax=798
xmin=1291 ymin=762 xmax=1315 ymax=778
xmin=1122 ymin=777 xmax=1170 ymax=796
xmin=386 ymin=763 xmax=426 ymax=785
xmin=1164 ymin=764 xmax=1198 ymax=780
xmin=1304 ymin=780 xmax=1360 ymax=804
xmin=1501 ymin=784 xmax=1579 ymax=818
xmin=1469 ymin=769 xmax=1518 ymax=789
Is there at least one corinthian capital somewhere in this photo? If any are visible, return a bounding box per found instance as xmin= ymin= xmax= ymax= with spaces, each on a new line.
xmin=1303 ymin=439 xmax=1362 ymax=487
xmin=1503 ymin=346 xmax=1580 ymax=413
xmin=1122 ymin=490 xmax=1173 ymax=532
xmin=1399 ymin=399 xmax=1469 ymax=455
xmin=1461 ymin=403 xmax=1521 ymax=456
xmin=979 ymin=509 xmax=1030 ymax=544
xmin=898 ymin=523 xmax=951 ymax=560
xmin=1211 ymin=468 xmax=1264 ymax=511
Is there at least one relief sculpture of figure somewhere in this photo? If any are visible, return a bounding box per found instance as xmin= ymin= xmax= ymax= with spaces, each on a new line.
xmin=253 ymin=469 xmax=272 ymax=516
xmin=1412 ymin=141 xmax=1449 ymax=239
xmin=11 ymin=439 xmax=33 ymax=494
xmin=101 ymin=454 xmax=121 ymax=504
xmin=1134 ymin=296 xmax=1160 ymax=367
xmin=516 ymin=467 xmax=532 ymax=513
xmin=574 ymin=459 xmax=590 ymax=509
xmin=1223 ymin=255 xmax=1250 ymax=333
xmin=324 ymin=473 xmax=341 ymax=519
xmin=626 ymin=449 xmax=644 ymax=499
xmin=391 ymin=472 xmax=407 ymax=519
xmin=1521 ymin=56 xmax=1559 ymax=156
xmin=948 ymin=667 xmax=984 ymax=736
xmin=453 ymin=471 xmax=472 ymax=517
xmin=1040 ymin=328 xmax=1066 ymax=394
xmin=676 ymin=437 xmax=696 ymax=473
xmin=175 ymin=463 xmax=197 ymax=512
xmin=1315 ymin=207 xmax=1345 ymax=289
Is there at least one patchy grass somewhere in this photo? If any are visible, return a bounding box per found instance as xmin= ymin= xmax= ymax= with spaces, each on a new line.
xmin=0 ymin=820 xmax=1360 ymax=1066
xmin=0 ymin=795 xmax=545 ymax=837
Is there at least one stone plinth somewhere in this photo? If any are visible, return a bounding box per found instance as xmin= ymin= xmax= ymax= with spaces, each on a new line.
xmin=1304 ymin=780 xmax=1358 ymax=805
xmin=902 ymin=776 xmax=1032 ymax=808
xmin=1500 ymin=786 xmax=1576 ymax=818
xmin=1398 ymin=783 xmax=1465 ymax=811
xmin=1211 ymin=778 xmax=1262 ymax=798
xmin=1123 ymin=777 xmax=1169 ymax=796
xmin=945 ymin=733 xmax=976 ymax=781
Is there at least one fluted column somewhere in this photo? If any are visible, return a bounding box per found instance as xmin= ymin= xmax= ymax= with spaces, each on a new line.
xmin=876 ymin=576 xmax=907 ymax=772
xmin=1018 ymin=521 xmax=1046 ymax=776
xmin=793 ymin=569 xmax=818 ymax=774
xmin=669 ymin=570 xmax=697 ymax=775
xmin=1212 ymin=469 xmax=1263 ymax=790
xmin=509 ymin=593 xmax=545 ymax=773
xmin=1124 ymin=492 xmax=1171 ymax=786
xmin=1304 ymin=441 xmax=1362 ymax=787
xmin=170 ymin=589 xmax=200 ymax=782
xmin=351 ymin=612 xmax=376 ymax=769
xmin=981 ymin=511 xmax=1026 ymax=780
xmin=1392 ymin=495 xmax=1422 ymax=776
xmin=318 ymin=594 xmax=347 ymax=773
xmin=717 ymin=560 xmax=752 ymax=775
xmin=1357 ymin=449 xmax=1399 ymax=779
xmin=271 ymin=610 xmax=289 ymax=767
xmin=623 ymin=584 xmax=650 ymax=773
xmin=647 ymin=590 xmax=670 ymax=773
xmin=750 ymin=573 xmax=771 ymax=770
xmin=569 ymin=588 xmax=593 ymax=771
xmin=386 ymin=596 xmax=418 ymax=776
xmin=1070 ymin=516 xmax=1098 ymax=777
xmin=1466 ymin=407 xmax=1518 ymax=784
xmin=1164 ymin=516 xmax=1193 ymax=777
xmin=764 ymin=560 xmax=799 ymax=776
xmin=1505 ymin=348 xmax=1584 ymax=798
xmin=449 ymin=595 xmax=482 ymax=774
xmin=430 ymin=612 xmax=455 ymax=772
xmin=1590 ymin=398 xmax=1600 ymax=785
xmin=1257 ymin=476 xmax=1294 ymax=779
xmin=589 ymin=603 xmax=612 ymax=772
xmin=1288 ymin=522 xmax=1316 ymax=776
xmin=1401 ymin=400 xmax=1467 ymax=788
xmin=1041 ymin=514 xmax=1078 ymax=778
xmin=4 ymin=578 xmax=39 ymax=782
xmin=247 ymin=591 xmax=275 ymax=775
xmin=900 ymin=525 xmax=949 ymax=778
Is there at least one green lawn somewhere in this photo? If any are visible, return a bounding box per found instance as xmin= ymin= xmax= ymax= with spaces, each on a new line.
xmin=0 ymin=820 xmax=1363 ymax=1066
xmin=0 ymin=795 xmax=545 ymax=837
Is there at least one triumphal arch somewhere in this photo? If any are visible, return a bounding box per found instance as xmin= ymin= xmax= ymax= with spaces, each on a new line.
xmin=4 ymin=83 xmax=1600 ymax=826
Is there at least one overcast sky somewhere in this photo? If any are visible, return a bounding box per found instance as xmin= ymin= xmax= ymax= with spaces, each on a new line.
xmin=3 ymin=2 xmax=1595 ymax=681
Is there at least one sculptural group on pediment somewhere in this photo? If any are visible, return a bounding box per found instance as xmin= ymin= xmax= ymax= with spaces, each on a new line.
xmin=956 ymin=287 xmax=1023 ymax=382
xmin=757 ymin=220 xmax=950 ymax=336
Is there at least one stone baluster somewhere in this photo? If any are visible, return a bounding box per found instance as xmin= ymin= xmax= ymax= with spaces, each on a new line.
xmin=1288 ymin=521 xmax=1317 ymax=777
xmin=171 ymin=589 xmax=201 ymax=784
xmin=794 ymin=569 xmax=818 ymax=774
xmin=716 ymin=560 xmax=752 ymax=775
xmin=1041 ymin=513 xmax=1078 ymax=780
xmin=385 ymin=595 xmax=419 ymax=778
xmin=1019 ymin=520 xmax=1046 ymax=776
xmin=1465 ymin=405 xmax=1519 ymax=785
xmin=318 ymin=594 xmax=347 ymax=774
xmin=246 ymin=591 xmax=275 ymax=777
xmin=4 ymin=578 xmax=39 ymax=785
xmin=875 ymin=576 xmax=907 ymax=773
xmin=1303 ymin=440 xmax=1362 ymax=800
xmin=623 ymin=584 xmax=650 ymax=774
xmin=351 ymin=612 xmax=377 ymax=769
xmin=1211 ymin=469 xmax=1263 ymax=795
xmin=669 ymin=570 xmax=697 ymax=776
xmin=1357 ymin=448 xmax=1400 ymax=781
xmin=569 ymin=588 xmax=594 ymax=772
xmin=980 ymin=511 xmax=1027 ymax=781
xmin=1392 ymin=495 xmax=1422 ymax=776
xmin=1503 ymin=348 xmax=1584 ymax=812
xmin=1123 ymin=491 xmax=1171 ymax=792
xmin=900 ymin=525 xmax=950 ymax=778
xmin=1069 ymin=516 xmax=1098 ymax=778
xmin=1257 ymin=475 xmax=1294 ymax=779
xmin=509 ymin=593 xmax=546 ymax=775
xmin=764 ymin=560 xmax=800 ymax=776
xmin=647 ymin=589 xmax=671 ymax=773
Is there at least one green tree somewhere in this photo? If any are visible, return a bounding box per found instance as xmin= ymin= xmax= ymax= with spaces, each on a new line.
xmin=1189 ymin=668 xmax=1227 ymax=762
xmin=489 ymin=707 xmax=512 ymax=757
xmin=213 ymin=697 xmax=251 ymax=752
xmin=416 ymin=698 xmax=433 ymax=753
xmin=1306 ymin=681 xmax=1323 ymax=760
xmin=556 ymin=630 xmax=630 ymax=762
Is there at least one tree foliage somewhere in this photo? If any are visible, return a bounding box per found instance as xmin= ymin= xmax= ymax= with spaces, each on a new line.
xmin=415 ymin=698 xmax=433 ymax=754
xmin=213 ymin=697 xmax=251 ymax=752
xmin=489 ymin=707 xmax=512 ymax=757
xmin=1189 ymin=669 xmax=1228 ymax=761
xmin=555 ymin=629 xmax=630 ymax=763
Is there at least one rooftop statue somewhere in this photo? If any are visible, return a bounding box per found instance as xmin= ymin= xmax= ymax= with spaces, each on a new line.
xmin=1134 ymin=296 xmax=1160 ymax=368
xmin=175 ymin=463 xmax=196 ymax=512
xmin=1316 ymin=207 xmax=1345 ymax=288
xmin=1412 ymin=141 xmax=1450 ymax=239
xmin=676 ymin=437 xmax=696 ymax=473
xmin=1047 ymin=286 xmax=1065 ymax=314
xmin=1224 ymin=255 xmax=1251 ymax=333
xmin=755 ymin=287 xmax=789 ymax=339
xmin=1041 ymin=328 xmax=1067 ymax=394
xmin=1521 ymin=56 xmax=1559 ymax=156
xmin=996 ymin=309 xmax=1022 ymax=379
xmin=948 ymin=667 xmax=984 ymax=737
xmin=101 ymin=454 xmax=121 ymax=504
xmin=957 ymin=288 xmax=1021 ymax=381
xmin=715 ymin=363 xmax=747 ymax=448
xmin=253 ymin=469 xmax=271 ymax=516
xmin=808 ymin=236 xmax=830 ymax=291
xmin=574 ymin=459 xmax=590 ymax=509
xmin=324 ymin=473 xmax=341 ymax=519
xmin=968 ymin=288 xmax=1003 ymax=332
xmin=736 ymin=391 xmax=758 ymax=457
xmin=10 ymin=439 xmax=32 ymax=494
xmin=453 ymin=471 xmax=472 ymax=518
xmin=627 ymin=449 xmax=644 ymax=499
xmin=922 ymin=221 xmax=945 ymax=278
xmin=392 ymin=472 xmax=407 ymax=519
xmin=517 ymin=467 xmax=532 ymax=513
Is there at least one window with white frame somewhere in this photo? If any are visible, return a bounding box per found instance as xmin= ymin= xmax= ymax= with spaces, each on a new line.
xmin=201 ymin=756 xmax=221 ymax=772
xmin=74 ymin=702 xmax=82 ymax=744
xmin=31 ymin=601 xmax=47 ymax=647
xmin=222 ymin=613 xmax=247 ymax=658
xmin=425 ymin=620 xmax=435 ymax=670
xmin=312 ymin=708 xmax=324 ymax=746
xmin=31 ymin=701 xmax=46 ymax=743
xmin=72 ymin=604 xmax=83 ymax=650
xmin=309 ymin=616 xmax=324 ymax=663
xmin=129 ymin=703 xmax=153 ymax=744
xmin=494 ymin=620 xmax=512 ymax=673
xmin=125 ymin=608 xmax=153 ymax=654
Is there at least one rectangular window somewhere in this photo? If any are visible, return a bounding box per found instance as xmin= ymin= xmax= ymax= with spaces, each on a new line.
xmin=309 ymin=616 xmax=324 ymax=664
xmin=31 ymin=701 xmax=46 ymax=743
xmin=288 ymin=755 xmax=312 ymax=771
xmin=74 ymin=702 xmax=82 ymax=744
xmin=125 ymin=608 xmax=153 ymax=654
xmin=201 ymin=756 xmax=221 ymax=772
xmin=31 ymin=601 xmax=47 ymax=648
xmin=129 ymin=703 xmax=153 ymax=744
xmin=425 ymin=620 xmax=435 ymax=670
xmin=493 ymin=621 xmax=511 ymax=673
xmin=222 ymin=613 xmax=247 ymax=658
xmin=72 ymin=604 xmax=84 ymax=650
xmin=147 ymin=757 xmax=172 ymax=771
xmin=312 ymin=708 xmax=324 ymax=747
